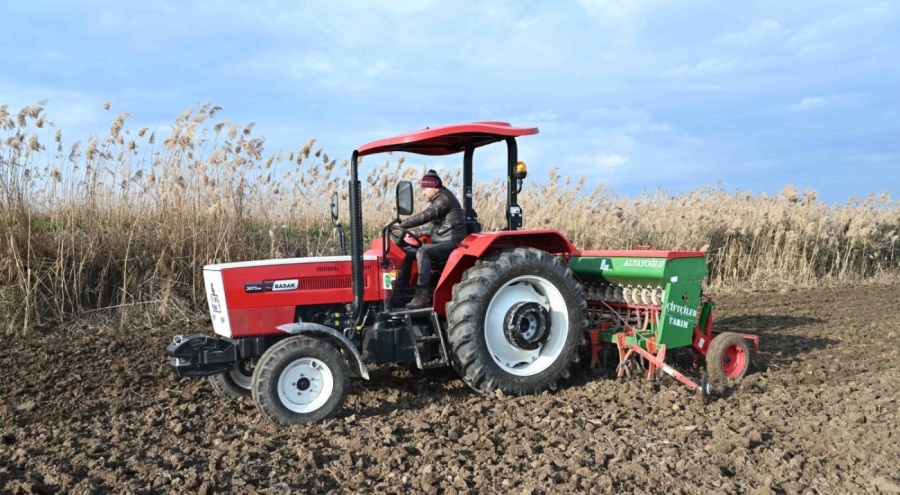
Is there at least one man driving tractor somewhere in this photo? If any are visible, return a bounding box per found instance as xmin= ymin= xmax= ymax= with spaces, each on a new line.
xmin=394 ymin=169 xmax=467 ymax=309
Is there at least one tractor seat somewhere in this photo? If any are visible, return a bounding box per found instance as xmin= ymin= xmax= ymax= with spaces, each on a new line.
xmin=428 ymin=243 xmax=464 ymax=281
xmin=430 ymin=256 xmax=450 ymax=273
xmin=466 ymin=210 xmax=482 ymax=235
xmin=426 ymin=216 xmax=476 ymax=282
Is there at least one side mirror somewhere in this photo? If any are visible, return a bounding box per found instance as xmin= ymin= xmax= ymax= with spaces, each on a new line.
xmin=396 ymin=181 xmax=414 ymax=216
xmin=330 ymin=191 xmax=346 ymax=255
xmin=330 ymin=192 xmax=339 ymax=223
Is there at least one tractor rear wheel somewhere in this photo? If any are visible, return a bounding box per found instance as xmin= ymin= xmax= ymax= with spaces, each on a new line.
xmin=252 ymin=336 xmax=350 ymax=425
xmin=445 ymin=247 xmax=586 ymax=395
xmin=706 ymin=332 xmax=750 ymax=383
xmin=208 ymin=359 xmax=254 ymax=400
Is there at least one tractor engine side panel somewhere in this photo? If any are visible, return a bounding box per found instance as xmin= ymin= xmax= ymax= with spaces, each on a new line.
xmin=204 ymin=256 xmax=381 ymax=339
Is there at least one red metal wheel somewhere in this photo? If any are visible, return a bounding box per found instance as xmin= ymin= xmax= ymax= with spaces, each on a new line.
xmin=706 ymin=332 xmax=750 ymax=383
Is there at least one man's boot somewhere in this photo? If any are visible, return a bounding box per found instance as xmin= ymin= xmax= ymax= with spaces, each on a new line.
xmin=406 ymin=288 xmax=432 ymax=310
xmin=389 ymin=279 xmax=409 ymax=308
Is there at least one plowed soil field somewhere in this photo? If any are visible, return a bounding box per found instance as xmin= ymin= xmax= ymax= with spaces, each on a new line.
xmin=2 ymin=282 xmax=899 ymax=494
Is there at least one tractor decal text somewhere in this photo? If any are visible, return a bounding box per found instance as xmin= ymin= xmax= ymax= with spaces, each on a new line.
xmin=246 ymin=280 xmax=300 ymax=292
xmin=271 ymin=279 xmax=299 ymax=292
xmin=622 ymin=259 xmax=665 ymax=268
xmin=668 ymin=316 xmax=691 ymax=329
xmin=209 ymin=284 xmax=221 ymax=312
xmin=666 ymin=302 xmax=698 ymax=318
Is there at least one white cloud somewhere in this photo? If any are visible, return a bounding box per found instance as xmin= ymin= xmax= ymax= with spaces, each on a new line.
xmin=42 ymin=50 xmax=65 ymax=61
xmin=363 ymin=61 xmax=392 ymax=78
xmin=514 ymin=110 xmax=559 ymax=125
xmin=842 ymin=153 xmax=896 ymax=164
xmin=669 ymin=83 xmax=727 ymax=92
xmin=784 ymin=3 xmax=896 ymax=59
xmin=91 ymin=9 xmax=126 ymax=32
xmin=296 ymin=53 xmax=338 ymax=76
xmin=0 ymin=85 xmax=104 ymax=133
xmin=722 ymin=19 xmax=787 ymax=47
xmin=578 ymin=107 xmax=671 ymax=135
xmin=572 ymin=153 xmax=629 ymax=169
xmin=667 ymin=57 xmax=739 ymax=76
xmin=789 ymin=96 xmax=828 ymax=112
xmin=788 ymin=94 xmax=864 ymax=112
xmin=578 ymin=107 xmax=647 ymax=120
xmin=576 ymin=0 xmax=671 ymax=45
xmin=577 ymin=0 xmax=663 ymax=21
xmin=229 ymin=50 xmax=394 ymax=92
xmin=371 ymin=0 xmax=441 ymax=15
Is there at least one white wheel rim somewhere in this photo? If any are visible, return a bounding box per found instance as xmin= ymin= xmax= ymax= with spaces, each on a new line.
xmin=484 ymin=275 xmax=570 ymax=376
xmin=230 ymin=360 xmax=253 ymax=390
xmin=277 ymin=357 xmax=334 ymax=413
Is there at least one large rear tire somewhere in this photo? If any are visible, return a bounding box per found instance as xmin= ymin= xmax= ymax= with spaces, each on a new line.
xmin=208 ymin=359 xmax=253 ymax=400
xmin=252 ymin=336 xmax=350 ymax=425
xmin=445 ymin=247 xmax=586 ymax=395
xmin=706 ymin=332 xmax=750 ymax=384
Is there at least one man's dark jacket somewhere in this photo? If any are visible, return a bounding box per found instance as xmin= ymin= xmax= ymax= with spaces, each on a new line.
xmin=399 ymin=188 xmax=467 ymax=244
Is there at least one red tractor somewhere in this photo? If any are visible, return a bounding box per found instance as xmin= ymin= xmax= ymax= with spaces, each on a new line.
xmin=167 ymin=122 xmax=756 ymax=425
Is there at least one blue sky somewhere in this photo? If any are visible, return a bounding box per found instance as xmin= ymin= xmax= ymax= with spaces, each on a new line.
xmin=2 ymin=0 xmax=898 ymax=204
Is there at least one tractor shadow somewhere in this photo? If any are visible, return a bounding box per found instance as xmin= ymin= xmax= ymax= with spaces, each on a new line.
xmin=342 ymin=365 xmax=472 ymax=420
xmin=341 ymin=314 xmax=839 ymax=419
xmin=566 ymin=314 xmax=838 ymax=396
xmin=714 ymin=314 xmax=836 ymax=372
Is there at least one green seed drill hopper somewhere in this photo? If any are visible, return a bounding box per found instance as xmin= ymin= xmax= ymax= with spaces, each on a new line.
xmin=569 ymin=249 xmax=759 ymax=394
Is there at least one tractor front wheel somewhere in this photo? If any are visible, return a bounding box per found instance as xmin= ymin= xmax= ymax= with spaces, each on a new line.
xmin=252 ymin=336 xmax=350 ymax=425
xmin=208 ymin=359 xmax=254 ymax=400
xmin=706 ymin=332 xmax=750 ymax=383
xmin=446 ymin=247 xmax=586 ymax=395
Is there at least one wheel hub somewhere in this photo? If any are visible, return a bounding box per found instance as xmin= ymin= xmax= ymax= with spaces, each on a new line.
xmin=230 ymin=359 xmax=254 ymax=390
xmin=721 ymin=345 xmax=747 ymax=377
xmin=278 ymin=358 xmax=333 ymax=413
xmin=503 ymin=301 xmax=551 ymax=350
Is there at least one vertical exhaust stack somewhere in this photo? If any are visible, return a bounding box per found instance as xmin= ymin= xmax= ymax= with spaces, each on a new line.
xmin=505 ymin=137 xmax=523 ymax=231
xmin=349 ymin=150 xmax=364 ymax=325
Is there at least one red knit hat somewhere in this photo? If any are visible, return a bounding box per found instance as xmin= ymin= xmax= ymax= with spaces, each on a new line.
xmin=420 ymin=169 xmax=442 ymax=189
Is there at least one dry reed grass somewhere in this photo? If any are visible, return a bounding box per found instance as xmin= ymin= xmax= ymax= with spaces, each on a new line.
xmin=1 ymin=102 xmax=898 ymax=334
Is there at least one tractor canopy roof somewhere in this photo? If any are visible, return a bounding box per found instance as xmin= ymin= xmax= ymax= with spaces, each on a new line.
xmin=356 ymin=122 xmax=538 ymax=157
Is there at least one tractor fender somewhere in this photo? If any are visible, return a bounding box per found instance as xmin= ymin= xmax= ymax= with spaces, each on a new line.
xmin=276 ymin=322 xmax=370 ymax=380
xmin=433 ymin=230 xmax=578 ymax=315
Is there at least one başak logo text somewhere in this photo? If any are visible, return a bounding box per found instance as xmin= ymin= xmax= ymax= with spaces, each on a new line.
xmin=270 ymin=279 xmax=299 ymax=292
xmin=245 ymin=279 xmax=299 ymax=293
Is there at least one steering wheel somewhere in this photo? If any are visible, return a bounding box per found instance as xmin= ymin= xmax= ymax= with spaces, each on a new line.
xmin=389 ymin=223 xmax=423 ymax=248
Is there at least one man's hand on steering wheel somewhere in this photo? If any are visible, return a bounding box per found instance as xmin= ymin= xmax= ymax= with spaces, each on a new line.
xmin=390 ymin=223 xmax=423 ymax=248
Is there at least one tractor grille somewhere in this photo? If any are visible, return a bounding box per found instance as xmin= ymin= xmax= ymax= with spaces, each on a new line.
xmin=298 ymin=276 xmax=352 ymax=291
